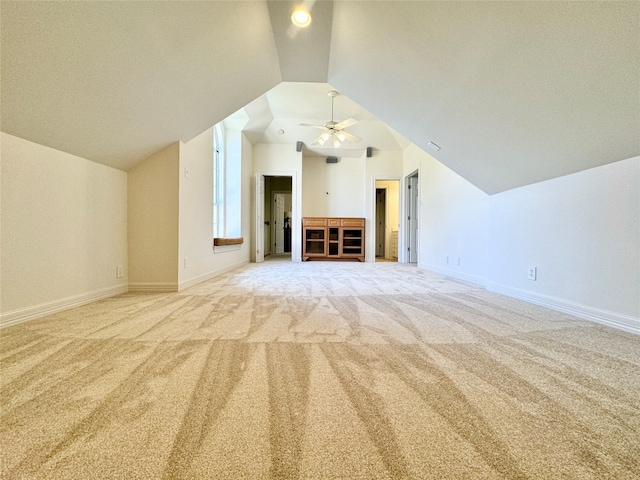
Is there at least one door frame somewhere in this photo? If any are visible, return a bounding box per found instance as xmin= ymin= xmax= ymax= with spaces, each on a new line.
xmin=369 ymin=176 xmax=401 ymax=263
xmin=254 ymin=173 xmax=265 ymax=263
xmin=254 ymin=171 xmax=300 ymax=263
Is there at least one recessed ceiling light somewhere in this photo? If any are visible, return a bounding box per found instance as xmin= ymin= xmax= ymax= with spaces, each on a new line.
xmin=291 ymin=8 xmax=311 ymax=27
xmin=277 ymin=129 xmax=285 ymax=135
xmin=427 ymin=141 xmax=441 ymax=151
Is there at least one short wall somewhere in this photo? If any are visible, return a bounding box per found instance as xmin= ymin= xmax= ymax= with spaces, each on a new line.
xmin=1 ymin=133 xmax=128 ymax=327
xmin=128 ymin=142 xmax=180 ymax=291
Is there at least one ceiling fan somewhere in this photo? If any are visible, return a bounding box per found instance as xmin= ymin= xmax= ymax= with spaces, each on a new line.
xmin=300 ymin=90 xmax=362 ymax=148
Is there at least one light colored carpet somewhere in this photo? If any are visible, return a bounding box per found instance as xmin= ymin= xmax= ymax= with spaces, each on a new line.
xmin=2 ymin=260 xmax=639 ymax=479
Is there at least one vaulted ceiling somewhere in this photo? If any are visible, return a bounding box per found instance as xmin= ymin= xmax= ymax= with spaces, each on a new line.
xmin=2 ymin=1 xmax=638 ymax=194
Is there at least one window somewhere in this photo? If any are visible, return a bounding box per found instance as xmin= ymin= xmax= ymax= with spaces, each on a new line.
xmin=213 ymin=122 xmax=242 ymax=243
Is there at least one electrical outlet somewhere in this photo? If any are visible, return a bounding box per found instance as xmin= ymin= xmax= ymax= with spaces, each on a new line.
xmin=528 ymin=265 xmax=537 ymax=281
xmin=184 ymin=257 xmax=189 ymax=268
xmin=446 ymin=255 xmax=449 ymax=264
xmin=457 ymin=257 xmax=461 ymax=266
xmin=116 ymin=265 xmax=124 ymax=278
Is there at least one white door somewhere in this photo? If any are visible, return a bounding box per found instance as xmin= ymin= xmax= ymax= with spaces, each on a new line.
xmin=407 ymin=174 xmax=419 ymax=263
xmin=255 ymin=174 xmax=265 ymax=263
xmin=273 ymin=194 xmax=285 ymax=254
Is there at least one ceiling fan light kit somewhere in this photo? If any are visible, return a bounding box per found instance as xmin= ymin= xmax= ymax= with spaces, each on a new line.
xmin=301 ymin=90 xmax=362 ymax=148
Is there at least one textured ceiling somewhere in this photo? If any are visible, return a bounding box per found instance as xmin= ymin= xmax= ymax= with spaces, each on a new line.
xmin=327 ymin=1 xmax=640 ymax=193
xmin=1 ymin=1 xmax=638 ymax=193
xmin=1 ymin=1 xmax=282 ymax=171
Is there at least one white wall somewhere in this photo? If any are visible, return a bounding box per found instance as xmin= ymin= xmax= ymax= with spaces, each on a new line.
xmin=488 ymin=156 xmax=640 ymax=330
xmin=404 ymin=144 xmax=490 ymax=283
xmin=302 ymin=156 xmax=366 ymax=218
xmin=178 ymin=128 xmax=251 ymax=289
xmin=128 ymin=142 xmax=180 ymax=291
xmin=404 ymin=142 xmax=639 ymax=332
xmin=1 ymin=133 xmax=128 ymax=326
xmin=241 ymin=135 xmax=254 ymax=259
xmin=253 ymin=143 xmax=302 ymax=172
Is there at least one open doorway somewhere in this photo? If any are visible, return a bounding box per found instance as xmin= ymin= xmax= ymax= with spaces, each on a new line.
xmin=260 ymin=175 xmax=293 ymax=262
xmin=374 ymin=179 xmax=400 ymax=262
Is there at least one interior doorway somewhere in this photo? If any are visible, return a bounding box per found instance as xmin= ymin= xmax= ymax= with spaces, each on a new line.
xmin=261 ymin=176 xmax=292 ymax=261
xmin=374 ymin=179 xmax=400 ymax=262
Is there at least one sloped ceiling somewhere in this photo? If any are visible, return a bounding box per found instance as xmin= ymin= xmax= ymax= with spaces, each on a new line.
xmin=1 ymin=1 xmax=638 ymax=193
xmin=1 ymin=1 xmax=282 ymax=171
xmin=327 ymin=1 xmax=639 ymax=193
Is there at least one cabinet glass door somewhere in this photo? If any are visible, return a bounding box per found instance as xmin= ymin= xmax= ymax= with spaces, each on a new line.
xmin=305 ymin=228 xmax=325 ymax=254
xmin=342 ymin=229 xmax=362 ymax=255
xmin=328 ymin=227 xmax=339 ymax=255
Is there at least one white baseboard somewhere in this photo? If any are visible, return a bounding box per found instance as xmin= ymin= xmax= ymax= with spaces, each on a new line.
xmin=127 ymin=282 xmax=178 ymax=293
xmin=420 ymin=265 xmax=639 ymax=335
xmin=487 ymin=282 xmax=640 ymax=335
xmin=178 ymin=260 xmax=249 ymax=291
xmin=421 ymin=264 xmax=488 ymax=288
xmin=0 ymin=284 xmax=129 ymax=329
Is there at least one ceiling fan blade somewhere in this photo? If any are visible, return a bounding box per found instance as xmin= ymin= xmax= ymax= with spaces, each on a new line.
xmin=299 ymin=123 xmax=329 ymax=130
xmin=339 ymin=130 xmax=362 ymax=143
xmin=311 ymin=132 xmax=329 ymax=145
xmin=334 ymin=117 xmax=358 ymax=130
